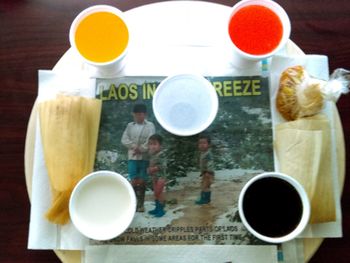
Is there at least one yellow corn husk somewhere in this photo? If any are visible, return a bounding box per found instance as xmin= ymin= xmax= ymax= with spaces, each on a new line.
xmin=38 ymin=94 xmax=102 ymax=225
xmin=275 ymin=114 xmax=336 ymax=223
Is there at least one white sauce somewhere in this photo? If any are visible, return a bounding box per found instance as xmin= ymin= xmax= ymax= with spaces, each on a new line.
xmin=72 ymin=175 xmax=133 ymax=238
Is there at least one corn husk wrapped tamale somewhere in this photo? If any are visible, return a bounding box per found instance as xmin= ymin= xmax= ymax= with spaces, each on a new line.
xmin=275 ymin=114 xmax=336 ymax=223
xmin=38 ymin=94 xmax=101 ymax=224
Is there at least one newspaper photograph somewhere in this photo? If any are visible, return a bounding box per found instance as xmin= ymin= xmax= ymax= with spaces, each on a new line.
xmin=93 ymin=76 xmax=274 ymax=246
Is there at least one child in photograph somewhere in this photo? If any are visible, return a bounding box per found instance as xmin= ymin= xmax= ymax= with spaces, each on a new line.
xmin=195 ymin=133 xmax=215 ymax=205
xmin=121 ymin=103 xmax=155 ymax=212
xmin=147 ymin=134 xmax=167 ymax=217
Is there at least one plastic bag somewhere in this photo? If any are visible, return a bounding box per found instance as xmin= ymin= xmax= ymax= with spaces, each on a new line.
xmin=276 ymin=66 xmax=349 ymax=121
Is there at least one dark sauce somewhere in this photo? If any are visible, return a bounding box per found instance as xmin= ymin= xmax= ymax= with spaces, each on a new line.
xmin=242 ymin=177 xmax=303 ymax=238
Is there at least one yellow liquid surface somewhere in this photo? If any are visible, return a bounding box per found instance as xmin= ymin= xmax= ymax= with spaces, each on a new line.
xmin=75 ymin=11 xmax=129 ymax=63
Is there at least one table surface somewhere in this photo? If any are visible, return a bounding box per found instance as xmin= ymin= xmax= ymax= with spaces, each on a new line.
xmin=1 ymin=0 xmax=349 ymax=262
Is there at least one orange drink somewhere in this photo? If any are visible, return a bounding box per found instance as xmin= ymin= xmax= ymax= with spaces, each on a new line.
xmin=75 ymin=11 xmax=128 ymax=63
xmin=229 ymin=5 xmax=283 ymax=56
xmin=227 ymin=0 xmax=290 ymax=67
xmin=69 ymin=5 xmax=129 ymax=75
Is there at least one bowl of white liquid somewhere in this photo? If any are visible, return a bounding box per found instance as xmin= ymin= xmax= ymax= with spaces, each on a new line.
xmin=69 ymin=170 xmax=136 ymax=240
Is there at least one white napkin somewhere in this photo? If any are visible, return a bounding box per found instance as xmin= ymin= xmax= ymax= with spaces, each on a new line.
xmin=84 ymin=245 xmax=278 ymax=263
xmin=270 ymin=54 xmax=342 ymax=237
xmin=28 ymin=70 xmax=92 ymax=250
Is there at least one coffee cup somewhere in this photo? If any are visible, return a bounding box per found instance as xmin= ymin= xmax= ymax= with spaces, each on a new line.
xmin=238 ymin=172 xmax=310 ymax=243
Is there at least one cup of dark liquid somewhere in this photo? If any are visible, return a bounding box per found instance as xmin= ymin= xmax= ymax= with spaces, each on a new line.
xmin=238 ymin=172 xmax=310 ymax=243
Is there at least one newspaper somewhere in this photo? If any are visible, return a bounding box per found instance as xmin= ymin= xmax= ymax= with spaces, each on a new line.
xmin=87 ymin=74 xmax=306 ymax=262
xmin=92 ymin=75 xmax=273 ymax=246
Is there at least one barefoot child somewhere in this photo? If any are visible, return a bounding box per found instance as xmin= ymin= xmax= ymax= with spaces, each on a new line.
xmin=147 ymin=134 xmax=167 ymax=217
xmin=195 ymin=134 xmax=215 ymax=205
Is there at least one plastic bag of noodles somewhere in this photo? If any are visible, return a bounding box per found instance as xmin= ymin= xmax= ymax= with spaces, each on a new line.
xmin=276 ymin=66 xmax=349 ymax=121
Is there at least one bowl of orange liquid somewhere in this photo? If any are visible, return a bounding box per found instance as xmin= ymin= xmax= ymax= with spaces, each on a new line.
xmin=69 ymin=5 xmax=129 ymax=76
xmin=227 ymin=0 xmax=291 ymax=67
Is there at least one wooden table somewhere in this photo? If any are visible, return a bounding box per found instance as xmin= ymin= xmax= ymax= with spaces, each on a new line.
xmin=1 ymin=0 xmax=349 ymax=262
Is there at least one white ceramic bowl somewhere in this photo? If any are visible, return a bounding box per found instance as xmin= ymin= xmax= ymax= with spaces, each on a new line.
xmin=152 ymin=74 xmax=219 ymax=136
xmin=69 ymin=170 xmax=136 ymax=240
